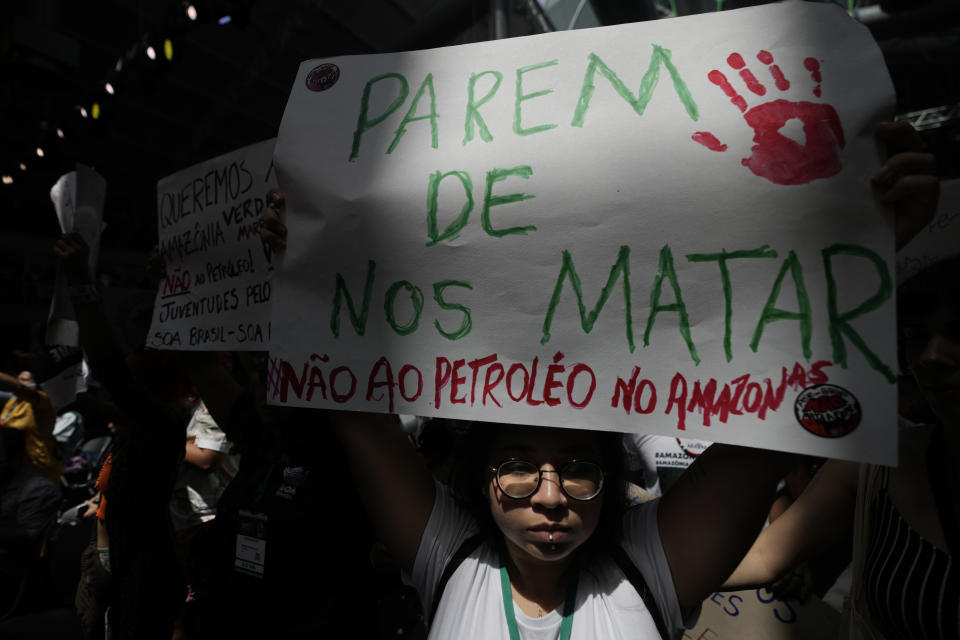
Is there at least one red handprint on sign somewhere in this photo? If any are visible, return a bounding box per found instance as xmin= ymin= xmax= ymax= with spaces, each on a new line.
xmin=692 ymin=51 xmax=845 ymax=186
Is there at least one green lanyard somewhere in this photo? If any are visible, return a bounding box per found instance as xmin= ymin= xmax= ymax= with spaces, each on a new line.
xmin=498 ymin=552 xmax=578 ymax=640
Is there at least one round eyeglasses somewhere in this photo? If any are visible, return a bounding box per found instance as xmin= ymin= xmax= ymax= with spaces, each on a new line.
xmin=490 ymin=459 xmax=605 ymax=501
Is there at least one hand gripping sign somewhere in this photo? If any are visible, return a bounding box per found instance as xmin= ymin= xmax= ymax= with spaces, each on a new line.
xmin=268 ymin=3 xmax=898 ymax=464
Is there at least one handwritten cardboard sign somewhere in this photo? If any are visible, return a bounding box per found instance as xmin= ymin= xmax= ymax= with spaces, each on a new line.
xmin=268 ymin=3 xmax=899 ymax=464
xmin=147 ymin=139 xmax=277 ymax=350
xmin=685 ymin=591 xmax=840 ymax=640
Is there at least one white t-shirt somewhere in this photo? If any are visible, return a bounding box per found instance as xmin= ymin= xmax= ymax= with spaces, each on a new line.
xmin=169 ymin=403 xmax=238 ymax=531
xmin=406 ymin=482 xmax=697 ymax=640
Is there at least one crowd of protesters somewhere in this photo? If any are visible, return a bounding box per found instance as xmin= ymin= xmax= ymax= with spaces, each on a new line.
xmin=0 ymin=118 xmax=954 ymax=640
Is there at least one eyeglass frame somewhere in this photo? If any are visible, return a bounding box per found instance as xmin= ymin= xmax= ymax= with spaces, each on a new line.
xmin=488 ymin=458 xmax=607 ymax=502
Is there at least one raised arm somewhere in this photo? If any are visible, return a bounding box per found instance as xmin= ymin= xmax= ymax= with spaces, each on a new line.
xmin=54 ymin=232 xmax=185 ymax=445
xmin=721 ymin=458 xmax=859 ymax=590
xmin=0 ymin=371 xmax=44 ymax=404
xmin=53 ymin=233 xmax=125 ymax=367
xmin=261 ymin=192 xmax=435 ymax=573
xmin=183 ymin=437 xmax=225 ymax=470
xmin=331 ymin=412 xmax=435 ymax=572
xmin=657 ymin=444 xmax=793 ymax=610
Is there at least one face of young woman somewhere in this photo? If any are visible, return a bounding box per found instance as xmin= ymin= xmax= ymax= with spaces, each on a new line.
xmin=486 ymin=426 xmax=605 ymax=564
xmin=903 ymin=303 xmax=960 ymax=428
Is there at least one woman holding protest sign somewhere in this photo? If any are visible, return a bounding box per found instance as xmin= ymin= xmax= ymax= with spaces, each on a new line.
xmin=255 ymin=120 xmax=937 ymax=640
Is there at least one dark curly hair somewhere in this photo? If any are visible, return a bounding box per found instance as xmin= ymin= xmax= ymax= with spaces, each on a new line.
xmin=447 ymin=420 xmax=627 ymax=559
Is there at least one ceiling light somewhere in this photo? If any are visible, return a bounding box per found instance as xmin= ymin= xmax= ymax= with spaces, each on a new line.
xmin=105 ymin=82 xmax=115 ymax=95
xmin=115 ymin=57 xmax=124 ymax=72
xmin=19 ymin=163 xmax=26 ymax=171
xmin=164 ymin=39 xmax=174 ymax=61
xmin=57 ymin=128 xmax=64 ymax=138
xmin=218 ymin=15 xmax=232 ymax=25
xmin=78 ymin=106 xmax=88 ymax=118
xmin=186 ymin=4 xmax=197 ymax=21
xmin=2 ymin=176 xmax=13 ymax=185
xmin=36 ymin=147 xmax=44 ymax=157
xmin=146 ymin=45 xmax=157 ymax=60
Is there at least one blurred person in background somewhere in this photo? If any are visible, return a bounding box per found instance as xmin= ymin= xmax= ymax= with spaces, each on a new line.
xmin=0 ymin=426 xmax=60 ymax=609
xmin=56 ymin=233 xmax=189 ymax=640
xmin=0 ymin=370 xmax=62 ymax=485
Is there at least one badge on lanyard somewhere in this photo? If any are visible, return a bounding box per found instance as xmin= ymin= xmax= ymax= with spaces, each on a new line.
xmin=235 ymin=508 xmax=268 ymax=578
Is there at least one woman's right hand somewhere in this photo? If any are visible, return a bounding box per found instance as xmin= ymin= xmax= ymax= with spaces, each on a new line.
xmin=260 ymin=189 xmax=287 ymax=250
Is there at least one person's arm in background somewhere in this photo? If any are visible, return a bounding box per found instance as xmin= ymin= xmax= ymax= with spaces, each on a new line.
xmin=182 ymin=400 xmax=230 ymax=469
xmin=54 ymin=232 xmax=183 ymax=454
xmin=0 ymin=371 xmax=43 ymax=404
xmin=183 ymin=438 xmax=224 ymax=471
xmin=81 ymin=490 xmax=102 ymax=519
xmin=764 ymin=504 xmax=815 ymax=603
xmin=328 ymin=411 xmax=436 ymax=573
xmin=53 ymin=234 xmax=127 ymax=379
xmin=721 ymin=459 xmax=859 ymax=590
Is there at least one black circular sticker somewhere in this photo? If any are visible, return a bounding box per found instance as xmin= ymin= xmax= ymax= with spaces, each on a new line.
xmin=794 ymin=384 xmax=861 ymax=438
xmin=306 ymin=63 xmax=340 ymax=92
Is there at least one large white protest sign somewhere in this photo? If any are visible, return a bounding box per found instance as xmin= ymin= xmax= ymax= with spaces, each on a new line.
xmin=269 ymin=3 xmax=899 ymax=464
xmin=148 ymin=139 xmax=277 ymax=350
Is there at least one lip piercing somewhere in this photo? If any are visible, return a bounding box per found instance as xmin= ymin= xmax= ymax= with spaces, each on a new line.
xmin=548 ymin=532 xmax=554 ymax=542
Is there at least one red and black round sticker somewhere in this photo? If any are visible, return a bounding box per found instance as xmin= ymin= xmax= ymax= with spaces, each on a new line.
xmin=794 ymin=384 xmax=861 ymax=438
xmin=306 ymin=63 xmax=340 ymax=92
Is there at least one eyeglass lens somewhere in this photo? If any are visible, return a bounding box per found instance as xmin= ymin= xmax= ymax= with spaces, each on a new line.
xmin=497 ymin=460 xmax=602 ymax=500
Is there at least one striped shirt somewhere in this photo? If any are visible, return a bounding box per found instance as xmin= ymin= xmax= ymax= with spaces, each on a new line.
xmin=864 ymin=468 xmax=959 ymax=640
